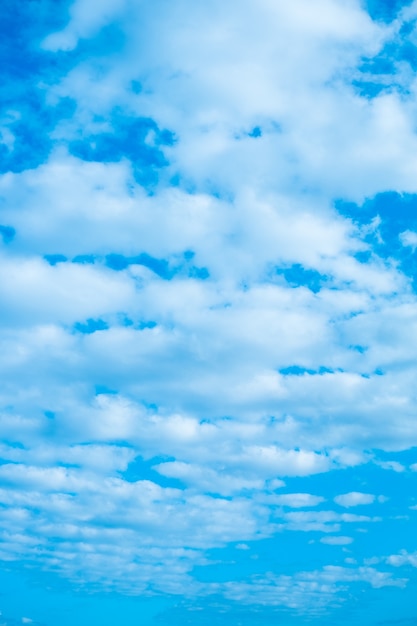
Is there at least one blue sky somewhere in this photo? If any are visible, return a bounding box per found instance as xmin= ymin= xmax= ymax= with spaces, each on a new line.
xmin=2 ymin=0 xmax=417 ymax=624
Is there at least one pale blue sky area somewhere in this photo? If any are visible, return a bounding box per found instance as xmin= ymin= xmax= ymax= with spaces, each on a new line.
xmin=1 ymin=0 xmax=417 ymax=624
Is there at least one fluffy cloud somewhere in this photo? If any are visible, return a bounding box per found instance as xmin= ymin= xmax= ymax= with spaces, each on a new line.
xmin=2 ymin=0 xmax=417 ymax=622
xmin=219 ymin=564 xmax=406 ymax=613
xmin=334 ymin=492 xmax=377 ymax=507
xmin=387 ymin=550 xmax=417 ymax=568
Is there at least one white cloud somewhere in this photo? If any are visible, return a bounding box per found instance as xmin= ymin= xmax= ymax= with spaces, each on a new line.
xmin=153 ymin=461 xmax=264 ymax=496
xmin=2 ymin=0 xmax=417 ymax=614
xmin=334 ymin=492 xmax=376 ymax=507
xmin=320 ymin=536 xmax=354 ymax=545
xmin=400 ymin=230 xmax=417 ymax=250
xmin=267 ymin=493 xmax=325 ymax=508
xmin=0 ymin=255 xmax=135 ymax=327
xmin=42 ymin=0 xmax=130 ymax=51
xmin=387 ymin=550 xmax=417 ymax=568
xmin=282 ymin=510 xmax=380 ymax=533
xmin=219 ymin=563 xmax=406 ymax=612
xmin=377 ymin=461 xmax=406 ymax=472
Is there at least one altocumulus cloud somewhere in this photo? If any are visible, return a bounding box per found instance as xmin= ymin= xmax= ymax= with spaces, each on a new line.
xmin=2 ymin=1 xmax=417 ymax=625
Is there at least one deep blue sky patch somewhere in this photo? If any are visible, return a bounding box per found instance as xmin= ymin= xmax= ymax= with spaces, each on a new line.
xmin=364 ymin=0 xmax=414 ymax=23
xmin=69 ymin=113 xmax=175 ymax=186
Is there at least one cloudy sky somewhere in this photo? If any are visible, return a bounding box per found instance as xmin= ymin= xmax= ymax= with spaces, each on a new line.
xmin=2 ymin=0 xmax=417 ymax=624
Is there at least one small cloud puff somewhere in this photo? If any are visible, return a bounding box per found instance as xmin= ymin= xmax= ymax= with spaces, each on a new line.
xmin=376 ymin=460 xmax=406 ymax=473
xmin=334 ymin=492 xmax=376 ymax=507
xmin=400 ymin=230 xmax=417 ymax=251
xmin=386 ymin=550 xmax=417 ymax=568
xmin=272 ymin=493 xmax=325 ymax=508
xmin=320 ymin=536 xmax=354 ymax=545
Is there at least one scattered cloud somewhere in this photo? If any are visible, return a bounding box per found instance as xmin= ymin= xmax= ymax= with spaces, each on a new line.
xmin=320 ymin=536 xmax=354 ymax=546
xmin=2 ymin=0 xmax=417 ymax=624
xmin=334 ymin=492 xmax=377 ymax=507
